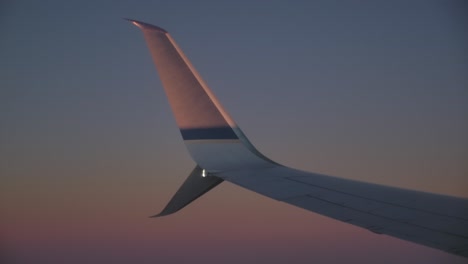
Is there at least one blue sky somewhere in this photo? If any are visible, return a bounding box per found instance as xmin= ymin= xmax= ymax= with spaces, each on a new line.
xmin=1 ymin=1 xmax=467 ymax=263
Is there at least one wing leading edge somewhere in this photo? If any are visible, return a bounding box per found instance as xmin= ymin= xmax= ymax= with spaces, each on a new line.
xmin=127 ymin=19 xmax=468 ymax=258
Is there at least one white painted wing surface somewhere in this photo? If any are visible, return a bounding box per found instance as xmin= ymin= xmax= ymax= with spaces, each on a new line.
xmin=218 ymin=166 xmax=468 ymax=257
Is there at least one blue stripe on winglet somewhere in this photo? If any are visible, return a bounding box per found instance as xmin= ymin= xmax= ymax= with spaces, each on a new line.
xmin=180 ymin=127 xmax=238 ymax=140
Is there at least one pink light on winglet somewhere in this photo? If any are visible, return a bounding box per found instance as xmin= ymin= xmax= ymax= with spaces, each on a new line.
xmin=124 ymin=18 xmax=168 ymax=33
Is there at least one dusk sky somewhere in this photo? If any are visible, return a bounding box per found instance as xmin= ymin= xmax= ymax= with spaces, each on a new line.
xmin=1 ymin=0 xmax=467 ymax=263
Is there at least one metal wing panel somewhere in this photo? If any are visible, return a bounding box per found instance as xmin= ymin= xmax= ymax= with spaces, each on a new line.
xmin=291 ymin=175 xmax=468 ymax=220
xmin=218 ymin=166 xmax=468 ymax=257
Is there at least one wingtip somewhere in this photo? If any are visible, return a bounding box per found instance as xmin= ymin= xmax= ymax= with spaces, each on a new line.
xmin=149 ymin=206 xmax=180 ymax=218
xmin=149 ymin=206 xmax=181 ymax=218
xmin=124 ymin=18 xmax=168 ymax=33
xmin=150 ymin=210 xmax=175 ymax=218
xmin=149 ymin=214 xmax=162 ymax=218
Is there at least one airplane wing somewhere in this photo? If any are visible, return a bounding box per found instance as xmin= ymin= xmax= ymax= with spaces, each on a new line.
xmin=126 ymin=19 xmax=468 ymax=258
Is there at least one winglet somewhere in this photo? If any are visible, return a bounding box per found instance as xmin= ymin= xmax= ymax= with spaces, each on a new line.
xmin=128 ymin=19 xmax=276 ymax=171
xmin=151 ymin=166 xmax=223 ymax=217
xmin=124 ymin=18 xmax=168 ymax=33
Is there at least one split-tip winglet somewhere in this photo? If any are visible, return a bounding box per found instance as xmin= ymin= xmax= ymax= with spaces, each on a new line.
xmin=124 ymin=18 xmax=168 ymax=33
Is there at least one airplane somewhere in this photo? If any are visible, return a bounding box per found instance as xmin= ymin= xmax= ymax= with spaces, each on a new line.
xmin=126 ymin=19 xmax=468 ymax=258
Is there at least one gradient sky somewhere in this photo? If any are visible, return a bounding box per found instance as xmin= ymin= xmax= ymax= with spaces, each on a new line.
xmin=1 ymin=0 xmax=467 ymax=263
